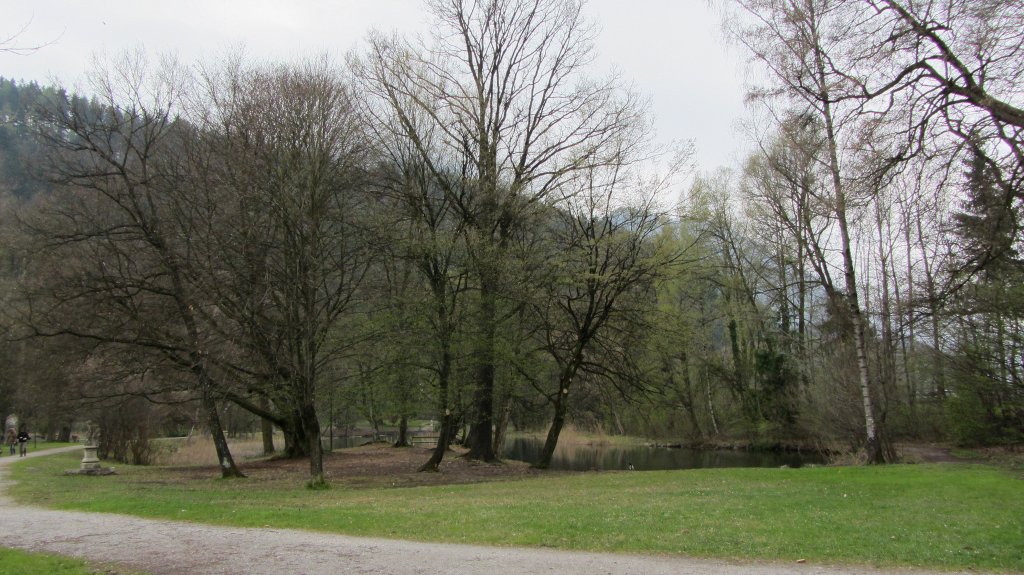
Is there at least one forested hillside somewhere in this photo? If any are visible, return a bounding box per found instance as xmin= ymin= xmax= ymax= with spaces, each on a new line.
xmin=0 ymin=0 xmax=1020 ymax=478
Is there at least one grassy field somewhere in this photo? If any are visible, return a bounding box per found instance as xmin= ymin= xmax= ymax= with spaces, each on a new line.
xmin=9 ymin=450 xmax=1024 ymax=572
xmin=0 ymin=546 xmax=144 ymax=575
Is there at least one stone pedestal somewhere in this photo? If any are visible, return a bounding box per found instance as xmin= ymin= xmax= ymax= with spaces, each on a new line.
xmin=63 ymin=445 xmax=115 ymax=476
xmin=81 ymin=445 xmax=101 ymax=471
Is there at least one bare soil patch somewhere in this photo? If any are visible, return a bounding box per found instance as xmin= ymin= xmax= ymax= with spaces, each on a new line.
xmin=898 ymin=444 xmax=968 ymax=464
xmin=164 ymin=439 xmax=1020 ymax=486
xmin=166 ymin=443 xmax=560 ymax=488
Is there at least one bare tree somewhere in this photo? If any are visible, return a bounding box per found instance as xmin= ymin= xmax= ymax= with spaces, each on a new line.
xmin=728 ymin=0 xmax=900 ymax=462
xmin=529 ymin=164 xmax=676 ymax=469
xmin=365 ymin=114 xmax=471 ymax=471
xmin=18 ymin=52 xmax=245 ymax=477
xmin=855 ymin=0 xmax=1024 ymax=281
xmin=357 ymin=0 xmax=648 ymax=461
xmin=863 ymin=1 xmax=1023 ymax=161
xmin=0 ymin=19 xmax=57 ymax=56
xmin=743 ymin=118 xmax=825 ymax=389
xmin=189 ymin=56 xmax=373 ymax=486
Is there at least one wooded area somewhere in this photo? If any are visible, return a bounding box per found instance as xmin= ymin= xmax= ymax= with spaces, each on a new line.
xmin=0 ymin=0 xmax=1020 ymax=480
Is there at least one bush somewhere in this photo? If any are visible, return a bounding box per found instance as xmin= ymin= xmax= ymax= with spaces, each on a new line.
xmin=946 ymin=376 xmax=1024 ymax=447
xmin=95 ymin=398 xmax=158 ymax=465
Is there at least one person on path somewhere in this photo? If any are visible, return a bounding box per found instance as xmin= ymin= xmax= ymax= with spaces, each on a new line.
xmin=4 ymin=429 xmax=15 ymax=456
xmin=16 ymin=429 xmax=30 ymax=457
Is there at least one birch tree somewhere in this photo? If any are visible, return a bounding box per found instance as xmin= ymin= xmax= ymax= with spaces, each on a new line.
xmin=728 ymin=0 xmax=898 ymax=462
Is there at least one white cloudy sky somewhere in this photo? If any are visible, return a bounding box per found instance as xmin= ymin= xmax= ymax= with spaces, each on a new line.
xmin=0 ymin=0 xmax=751 ymax=173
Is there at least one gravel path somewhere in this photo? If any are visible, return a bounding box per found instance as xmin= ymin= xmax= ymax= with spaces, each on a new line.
xmin=0 ymin=448 xmax=978 ymax=575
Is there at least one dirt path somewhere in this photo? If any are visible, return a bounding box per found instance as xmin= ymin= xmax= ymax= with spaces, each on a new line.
xmin=0 ymin=448 xmax=980 ymax=575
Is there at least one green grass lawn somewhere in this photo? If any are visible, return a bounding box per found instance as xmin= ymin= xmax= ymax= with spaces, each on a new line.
xmin=0 ymin=546 xmax=143 ymax=575
xmin=29 ymin=441 xmax=79 ymax=452
xmin=10 ymin=451 xmax=1024 ymax=572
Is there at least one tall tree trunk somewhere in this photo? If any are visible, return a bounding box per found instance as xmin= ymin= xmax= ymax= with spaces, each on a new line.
xmin=704 ymin=345 xmax=721 ymax=436
xmin=896 ymin=210 xmax=917 ymax=421
xmin=260 ymin=395 xmax=275 ymax=456
xmin=199 ymin=380 xmax=245 ymax=479
xmin=420 ymin=285 xmax=455 ymax=471
xmin=727 ymin=317 xmax=744 ymax=395
xmin=537 ymin=353 xmax=585 ymax=470
xmin=827 ymin=154 xmax=884 ymax=462
xmin=492 ymin=395 xmax=514 ymax=457
xmin=796 ymin=219 xmax=810 ymax=391
xmin=916 ymin=213 xmax=946 ymax=399
xmin=420 ymin=411 xmax=454 ymax=472
xmin=874 ymin=203 xmax=901 ymax=435
xmin=778 ymin=234 xmax=791 ymax=337
xmin=466 ymin=279 xmax=497 ymax=462
xmin=394 ymin=415 xmax=410 ymax=448
xmin=536 ymin=390 xmax=568 ymax=470
xmin=679 ymin=351 xmax=705 ymax=440
xmin=300 ymin=398 xmax=325 ymax=486
xmin=280 ymin=407 xmax=309 ymax=458
xmin=846 ymin=269 xmax=886 ymax=463
xmin=811 ymin=12 xmax=891 ymax=463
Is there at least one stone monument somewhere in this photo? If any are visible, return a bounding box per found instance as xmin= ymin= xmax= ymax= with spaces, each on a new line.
xmin=64 ymin=445 xmax=116 ymax=476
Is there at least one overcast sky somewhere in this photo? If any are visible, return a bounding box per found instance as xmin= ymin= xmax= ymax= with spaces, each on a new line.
xmin=0 ymin=0 xmax=751 ymax=173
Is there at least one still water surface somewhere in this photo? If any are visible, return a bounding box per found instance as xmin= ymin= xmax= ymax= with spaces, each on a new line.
xmin=501 ymin=437 xmax=826 ymax=471
xmin=326 ymin=434 xmax=826 ymax=470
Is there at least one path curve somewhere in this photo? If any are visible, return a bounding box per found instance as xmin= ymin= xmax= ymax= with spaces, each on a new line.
xmin=0 ymin=448 xmax=979 ymax=575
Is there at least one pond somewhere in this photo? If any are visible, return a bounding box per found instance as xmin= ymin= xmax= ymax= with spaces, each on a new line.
xmin=501 ymin=436 xmax=826 ymax=471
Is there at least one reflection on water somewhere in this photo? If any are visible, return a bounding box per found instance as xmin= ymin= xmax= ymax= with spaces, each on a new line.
xmin=502 ymin=437 xmax=825 ymax=471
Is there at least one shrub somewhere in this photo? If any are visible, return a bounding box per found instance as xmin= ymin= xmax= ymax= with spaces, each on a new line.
xmin=95 ymin=398 xmax=158 ymax=465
